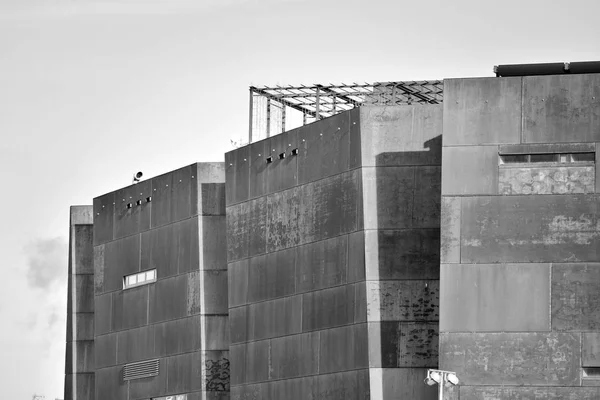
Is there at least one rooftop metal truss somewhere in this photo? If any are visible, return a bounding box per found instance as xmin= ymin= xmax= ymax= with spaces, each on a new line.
xmin=245 ymin=81 xmax=443 ymax=144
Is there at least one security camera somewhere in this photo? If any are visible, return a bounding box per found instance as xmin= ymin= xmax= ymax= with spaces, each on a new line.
xmin=132 ymin=171 xmax=143 ymax=184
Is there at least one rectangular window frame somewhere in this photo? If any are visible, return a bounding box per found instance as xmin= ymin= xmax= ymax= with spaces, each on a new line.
xmin=123 ymin=269 xmax=157 ymax=290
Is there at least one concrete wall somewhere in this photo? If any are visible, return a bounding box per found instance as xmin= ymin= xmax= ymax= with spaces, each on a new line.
xmin=440 ymin=73 xmax=600 ymax=398
xmin=65 ymin=206 xmax=95 ymax=400
xmin=92 ymin=163 xmax=229 ymax=400
xmin=226 ymin=105 xmax=441 ymax=399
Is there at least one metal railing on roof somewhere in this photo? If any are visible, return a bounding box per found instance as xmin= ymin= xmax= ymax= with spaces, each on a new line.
xmin=241 ymin=81 xmax=443 ymax=145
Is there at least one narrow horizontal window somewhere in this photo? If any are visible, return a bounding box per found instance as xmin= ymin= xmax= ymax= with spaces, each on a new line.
xmin=529 ymin=153 xmax=557 ymax=163
xmin=500 ymin=152 xmax=595 ymax=165
xmin=123 ymin=269 xmax=157 ymax=289
xmin=583 ymin=367 xmax=600 ymax=379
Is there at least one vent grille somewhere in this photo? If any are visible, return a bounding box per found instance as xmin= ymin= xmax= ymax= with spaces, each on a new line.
xmin=123 ymin=359 xmax=160 ymax=381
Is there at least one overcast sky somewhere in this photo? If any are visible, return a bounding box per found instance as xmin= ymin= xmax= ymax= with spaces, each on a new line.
xmin=1 ymin=0 xmax=599 ymax=397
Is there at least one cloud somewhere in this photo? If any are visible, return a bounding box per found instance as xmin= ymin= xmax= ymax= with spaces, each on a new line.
xmin=24 ymin=237 xmax=67 ymax=290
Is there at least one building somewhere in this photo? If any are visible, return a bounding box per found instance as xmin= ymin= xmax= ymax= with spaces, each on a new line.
xmin=66 ymin=62 xmax=600 ymax=399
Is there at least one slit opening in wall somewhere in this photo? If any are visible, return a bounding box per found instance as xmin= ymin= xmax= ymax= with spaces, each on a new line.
xmin=266 ymin=156 xmax=273 ymax=164
xmin=499 ymin=152 xmax=595 ymax=165
xmin=279 ymin=152 xmax=286 ymax=160
xmin=583 ymin=368 xmax=600 ymax=379
xmin=291 ymin=148 xmax=299 ymax=156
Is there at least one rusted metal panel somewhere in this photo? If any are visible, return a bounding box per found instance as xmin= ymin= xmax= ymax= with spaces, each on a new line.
xmin=73 ymin=274 xmax=95 ymax=313
xmin=149 ymin=274 xmax=187 ymax=323
xmin=319 ymin=323 xmax=368 ymax=373
xmin=460 ymin=386 xmax=600 ymax=400
xmin=552 ymin=263 xmax=600 ymax=331
xmin=441 ymin=196 xmax=461 ymax=263
xmin=296 ymin=235 xmax=348 ymax=293
xmin=302 ymin=284 xmax=356 ymax=331
xmin=247 ymin=249 xmax=295 ymax=303
xmin=205 ymin=315 xmax=229 ymax=350
xmin=116 ymin=324 xmax=155 ymax=364
xmin=440 ymin=263 xmax=550 ymax=332
xmin=266 ymin=186 xmax=300 ymax=253
xmin=95 ymin=366 xmax=127 ymax=400
xmin=166 ymin=352 xmax=203 ymax=393
xmin=347 ymin=231 xmax=365 ymax=283
xmin=248 ymin=138 xmax=270 ymax=199
xmin=199 ymin=217 xmax=226 ymax=270
xmin=583 ymin=333 xmax=600 ymax=367
xmin=439 ymin=332 xmax=581 ymax=385
xmin=298 ymin=170 xmax=359 ymax=244
xmin=268 ymin=128 xmax=299 ymax=194
xmin=413 ymin=166 xmax=442 ymax=228
xmin=198 ymin=182 xmax=226 ymax=216
xmin=366 ymin=280 xmax=439 ymax=322
xmin=369 ymin=322 xmax=438 ymax=368
xmin=369 ymin=368 xmax=437 ymax=400
xmin=596 ymin=143 xmax=600 ymax=193
xmin=74 ymin=225 xmax=94 ymax=274
xmin=65 ymin=340 xmax=95 ymax=373
xmin=441 ymin=145 xmax=499 ymax=195
xmin=298 ymin=111 xmax=350 ymax=185
xmin=362 ymin=166 xmax=415 ymax=230
xmin=93 ymin=191 xmax=114 ymax=246
xmin=228 ymin=306 xmax=248 ymax=344
xmin=154 ymin=316 xmax=201 ymax=357
xmin=268 ymin=375 xmax=317 ymax=400
xmin=499 ymin=165 xmax=595 ymax=195
xmin=237 ymin=340 xmax=270 ymax=384
xmin=248 ymin=295 xmax=302 ymax=341
xmin=226 ymin=196 xmax=267 ymax=262
xmin=270 ymin=332 xmax=319 ymax=380
xmin=523 ymin=74 xmax=600 ymax=143
xmin=114 ymin=179 xmax=152 ymax=239
xmin=111 ymin=285 xmax=149 ymax=331
xmin=360 ymin=105 xmax=443 ymax=167
xmin=64 ymin=373 xmax=95 ymax=400
xmin=225 ymin=146 xmax=250 ymax=206
xmin=94 ymin=333 xmax=117 ymax=369
xmin=315 ymin=369 xmax=370 ymax=400
xmin=231 ymin=382 xmax=266 ymax=400
xmin=443 ymin=77 xmax=522 ymax=146
xmin=104 ymin=234 xmax=140 ymax=292
xmin=68 ymin=312 xmax=94 ymax=342
xmin=349 ymin=107 xmax=361 ymax=169
xmin=141 ymin=218 xmax=195 ymax=279
xmin=93 ymin=244 xmax=105 ymax=295
xmin=228 ymin=259 xmax=248 ymax=308
xmin=170 ymin=164 xmax=195 ymax=222
xmin=364 ymin=229 xmax=440 ymax=280
xmin=94 ymin=292 xmax=112 ymax=335
xmin=193 ymin=270 xmax=228 ymax=315
xmin=150 ymin=169 xmax=173 ymax=228
xmin=461 ymin=195 xmax=600 ymax=263
xmin=229 ymin=343 xmax=247 ymax=386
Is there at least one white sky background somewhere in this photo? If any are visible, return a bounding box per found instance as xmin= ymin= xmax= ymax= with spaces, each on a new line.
xmin=0 ymin=0 xmax=599 ymax=397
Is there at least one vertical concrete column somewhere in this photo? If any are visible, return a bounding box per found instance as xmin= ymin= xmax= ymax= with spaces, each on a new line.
xmin=65 ymin=205 xmax=95 ymax=400
xmin=359 ymin=105 xmax=442 ymax=400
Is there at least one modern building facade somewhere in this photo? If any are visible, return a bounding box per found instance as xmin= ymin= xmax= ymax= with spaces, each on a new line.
xmin=66 ymin=64 xmax=600 ymax=400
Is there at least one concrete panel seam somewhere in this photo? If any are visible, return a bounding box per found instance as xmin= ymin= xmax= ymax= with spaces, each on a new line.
xmin=93 ymin=214 xmax=199 ymax=247
xmin=231 ymin=321 xmax=367 ymax=346
xmin=225 ymin=164 xmax=364 ymax=208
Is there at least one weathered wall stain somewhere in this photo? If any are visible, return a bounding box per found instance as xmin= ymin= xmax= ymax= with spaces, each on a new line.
xmin=499 ymin=166 xmax=594 ymax=195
